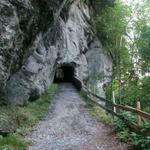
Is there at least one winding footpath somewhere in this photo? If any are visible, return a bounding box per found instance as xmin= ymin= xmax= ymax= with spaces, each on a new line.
xmin=26 ymin=83 xmax=130 ymax=150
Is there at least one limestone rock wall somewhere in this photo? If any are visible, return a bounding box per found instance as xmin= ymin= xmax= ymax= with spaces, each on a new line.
xmin=0 ymin=0 xmax=113 ymax=105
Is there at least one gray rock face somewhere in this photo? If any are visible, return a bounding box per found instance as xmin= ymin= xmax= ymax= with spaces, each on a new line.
xmin=0 ymin=0 xmax=23 ymax=88
xmin=0 ymin=0 xmax=113 ymax=105
xmin=86 ymin=38 xmax=113 ymax=97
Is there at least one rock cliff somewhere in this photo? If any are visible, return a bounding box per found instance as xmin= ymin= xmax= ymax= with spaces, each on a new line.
xmin=0 ymin=0 xmax=113 ymax=105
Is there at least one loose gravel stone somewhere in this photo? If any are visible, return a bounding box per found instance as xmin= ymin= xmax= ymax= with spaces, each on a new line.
xmin=26 ymin=83 xmax=130 ymax=150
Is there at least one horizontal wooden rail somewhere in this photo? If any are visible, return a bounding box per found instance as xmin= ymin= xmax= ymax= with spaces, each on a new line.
xmin=74 ymin=77 xmax=150 ymax=121
xmin=113 ymin=104 xmax=150 ymax=120
xmin=83 ymin=86 xmax=113 ymax=104
xmin=83 ymin=89 xmax=140 ymax=132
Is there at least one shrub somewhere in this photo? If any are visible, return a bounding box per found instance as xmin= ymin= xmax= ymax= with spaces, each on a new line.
xmin=113 ymin=115 xmax=150 ymax=150
xmin=0 ymin=134 xmax=28 ymax=150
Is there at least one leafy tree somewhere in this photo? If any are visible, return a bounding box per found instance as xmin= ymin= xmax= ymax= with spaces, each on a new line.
xmin=93 ymin=0 xmax=132 ymax=103
xmin=137 ymin=25 xmax=150 ymax=74
xmin=93 ymin=0 xmax=150 ymax=111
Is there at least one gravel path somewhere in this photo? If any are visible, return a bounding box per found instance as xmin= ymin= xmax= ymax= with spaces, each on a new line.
xmin=26 ymin=83 xmax=130 ymax=150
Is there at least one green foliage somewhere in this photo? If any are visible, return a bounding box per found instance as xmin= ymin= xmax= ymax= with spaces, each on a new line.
xmin=16 ymin=85 xmax=58 ymax=129
xmin=121 ymin=82 xmax=140 ymax=106
xmin=130 ymin=122 xmax=150 ymax=150
xmin=137 ymin=25 xmax=150 ymax=73
xmin=81 ymin=90 xmax=150 ymax=149
xmin=113 ymin=115 xmax=150 ymax=150
xmin=90 ymin=0 xmax=115 ymax=13
xmin=93 ymin=0 xmax=132 ymax=105
xmin=106 ymin=75 xmax=150 ymax=112
xmin=117 ymin=130 xmax=130 ymax=142
xmin=93 ymin=0 xmax=150 ymax=111
xmin=91 ymin=0 xmax=150 ymax=149
xmin=113 ymin=118 xmax=127 ymax=132
xmin=0 ymin=84 xmax=58 ymax=149
xmin=93 ymin=1 xmax=130 ymax=56
xmin=140 ymin=77 xmax=150 ymax=111
xmin=112 ymin=111 xmax=136 ymax=131
xmin=0 ymin=134 xmax=28 ymax=150
xmin=118 ymin=76 xmax=150 ymax=112
xmin=138 ymin=26 xmax=150 ymax=61
xmin=17 ymin=84 xmax=58 ymax=133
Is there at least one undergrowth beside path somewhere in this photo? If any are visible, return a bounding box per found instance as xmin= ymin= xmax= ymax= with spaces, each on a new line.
xmin=0 ymin=84 xmax=58 ymax=150
xmin=80 ymin=90 xmax=150 ymax=150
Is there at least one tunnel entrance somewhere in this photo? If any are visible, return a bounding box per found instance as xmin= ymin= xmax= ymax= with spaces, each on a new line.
xmin=54 ymin=65 xmax=74 ymax=83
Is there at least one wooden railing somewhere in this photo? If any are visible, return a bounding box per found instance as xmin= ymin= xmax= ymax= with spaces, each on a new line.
xmin=72 ymin=76 xmax=82 ymax=90
xmin=74 ymin=77 xmax=150 ymax=132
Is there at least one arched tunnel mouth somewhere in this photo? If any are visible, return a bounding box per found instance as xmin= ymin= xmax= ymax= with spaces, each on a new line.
xmin=54 ymin=65 xmax=74 ymax=83
xmin=53 ymin=64 xmax=82 ymax=90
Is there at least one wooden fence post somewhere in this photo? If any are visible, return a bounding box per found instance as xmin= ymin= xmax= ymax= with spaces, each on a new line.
xmin=89 ymin=84 xmax=91 ymax=98
xmin=93 ymin=86 xmax=96 ymax=100
xmin=94 ymin=86 xmax=96 ymax=94
xmin=113 ymin=91 xmax=116 ymax=113
xmin=89 ymin=84 xmax=91 ymax=92
xmin=137 ymin=101 xmax=141 ymax=126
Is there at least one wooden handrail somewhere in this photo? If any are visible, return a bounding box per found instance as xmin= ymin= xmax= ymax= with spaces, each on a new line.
xmin=84 ymin=89 xmax=140 ymax=132
xmin=113 ymin=104 xmax=150 ymax=120
xmin=74 ymin=77 xmax=150 ymax=120
xmin=83 ymin=86 xmax=113 ymax=104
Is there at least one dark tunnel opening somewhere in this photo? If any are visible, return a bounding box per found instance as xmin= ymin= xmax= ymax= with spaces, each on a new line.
xmin=54 ymin=65 xmax=74 ymax=83
xmin=53 ymin=65 xmax=82 ymax=90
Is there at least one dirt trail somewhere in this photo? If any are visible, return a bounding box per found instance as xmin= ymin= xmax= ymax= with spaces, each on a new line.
xmin=26 ymin=83 xmax=129 ymax=150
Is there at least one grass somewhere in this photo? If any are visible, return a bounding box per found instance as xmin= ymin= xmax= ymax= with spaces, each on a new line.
xmin=80 ymin=90 xmax=112 ymax=125
xmin=0 ymin=134 xmax=28 ymax=150
xmin=0 ymin=84 xmax=58 ymax=150
xmin=80 ymin=90 xmax=150 ymax=150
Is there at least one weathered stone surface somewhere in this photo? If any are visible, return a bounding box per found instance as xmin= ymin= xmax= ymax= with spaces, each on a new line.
xmin=0 ymin=0 xmax=24 ymax=89
xmin=0 ymin=0 xmax=113 ymax=105
xmin=86 ymin=38 xmax=113 ymax=97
